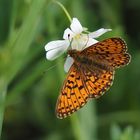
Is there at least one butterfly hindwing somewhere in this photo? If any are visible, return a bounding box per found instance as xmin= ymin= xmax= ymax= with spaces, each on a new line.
xmin=80 ymin=65 xmax=114 ymax=98
xmin=93 ymin=53 xmax=131 ymax=68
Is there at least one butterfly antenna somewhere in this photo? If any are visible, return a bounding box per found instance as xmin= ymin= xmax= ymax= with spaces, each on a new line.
xmin=84 ymin=34 xmax=89 ymax=49
xmin=43 ymin=64 xmax=58 ymax=74
xmin=42 ymin=58 xmax=65 ymax=74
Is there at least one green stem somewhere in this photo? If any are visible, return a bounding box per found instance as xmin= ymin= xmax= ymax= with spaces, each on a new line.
xmin=0 ymin=78 xmax=7 ymax=139
xmin=54 ymin=1 xmax=72 ymax=22
xmin=70 ymin=115 xmax=81 ymax=140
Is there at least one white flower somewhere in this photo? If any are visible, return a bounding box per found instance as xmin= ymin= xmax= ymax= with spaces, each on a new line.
xmin=45 ymin=17 xmax=112 ymax=72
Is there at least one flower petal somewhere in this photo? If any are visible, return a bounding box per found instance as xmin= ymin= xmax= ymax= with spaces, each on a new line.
xmin=70 ymin=18 xmax=83 ymax=34
xmin=89 ymin=28 xmax=112 ymax=38
xmin=63 ymin=28 xmax=75 ymax=40
xmin=71 ymin=34 xmax=98 ymax=50
xmin=46 ymin=40 xmax=69 ymax=60
xmin=64 ymin=56 xmax=74 ymax=72
xmin=46 ymin=48 xmax=66 ymax=60
xmin=45 ymin=40 xmax=69 ymax=51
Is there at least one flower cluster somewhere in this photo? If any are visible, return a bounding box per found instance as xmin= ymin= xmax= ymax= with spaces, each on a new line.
xmin=45 ymin=18 xmax=111 ymax=72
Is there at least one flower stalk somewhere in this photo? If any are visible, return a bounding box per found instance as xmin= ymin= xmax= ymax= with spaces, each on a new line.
xmin=54 ymin=1 xmax=72 ymax=22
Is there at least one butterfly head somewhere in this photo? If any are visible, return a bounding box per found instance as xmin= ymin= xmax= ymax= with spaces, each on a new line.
xmin=68 ymin=49 xmax=80 ymax=59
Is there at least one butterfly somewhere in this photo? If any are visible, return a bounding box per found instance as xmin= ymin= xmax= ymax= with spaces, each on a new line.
xmin=55 ymin=37 xmax=131 ymax=119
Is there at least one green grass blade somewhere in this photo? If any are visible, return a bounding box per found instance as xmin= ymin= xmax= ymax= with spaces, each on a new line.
xmin=0 ymin=78 xmax=7 ymax=139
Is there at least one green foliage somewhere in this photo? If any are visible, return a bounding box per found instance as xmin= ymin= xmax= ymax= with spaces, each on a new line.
xmin=111 ymin=124 xmax=140 ymax=140
xmin=0 ymin=0 xmax=140 ymax=140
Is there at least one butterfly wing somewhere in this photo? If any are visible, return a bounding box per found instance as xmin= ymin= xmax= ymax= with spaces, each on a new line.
xmin=94 ymin=53 xmax=130 ymax=68
xmin=83 ymin=38 xmax=127 ymax=54
xmin=56 ymin=64 xmax=114 ymax=119
xmin=80 ymin=65 xmax=114 ymax=98
xmin=81 ymin=38 xmax=131 ymax=68
xmin=56 ymin=64 xmax=89 ymax=119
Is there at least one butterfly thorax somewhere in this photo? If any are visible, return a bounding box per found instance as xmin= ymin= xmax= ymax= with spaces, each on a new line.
xmin=68 ymin=49 xmax=113 ymax=72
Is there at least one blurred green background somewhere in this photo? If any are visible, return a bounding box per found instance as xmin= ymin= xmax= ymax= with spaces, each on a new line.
xmin=0 ymin=0 xmax=140 ymax=140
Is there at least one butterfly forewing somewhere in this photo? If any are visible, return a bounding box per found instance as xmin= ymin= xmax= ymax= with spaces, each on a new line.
xmin=82 ymin=38 xmax=127 ymax=54
xmin=56 ymin=64 xmax=89 ymax=119
xmin=81 ymin=38 xmax=131 ymax=68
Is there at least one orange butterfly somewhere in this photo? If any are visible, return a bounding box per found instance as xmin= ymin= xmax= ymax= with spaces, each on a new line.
xmin=56 ymin=38 xmax=131 ymax=119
